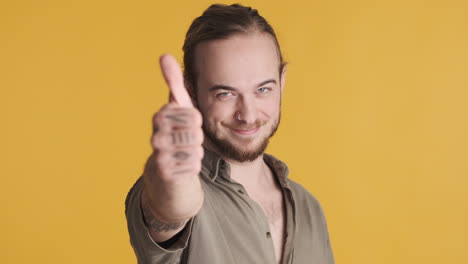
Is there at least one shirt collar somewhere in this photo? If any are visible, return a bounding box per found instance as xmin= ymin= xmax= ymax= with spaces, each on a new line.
xmin=200 ymin=147 xmax=290 ymax=188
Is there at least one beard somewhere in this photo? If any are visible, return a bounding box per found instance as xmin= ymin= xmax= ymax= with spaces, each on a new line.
xmin=202 ymin=112 xmax=281 ymax=162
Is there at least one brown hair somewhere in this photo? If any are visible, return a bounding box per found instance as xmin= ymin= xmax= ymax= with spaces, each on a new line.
xmin=182 ymin=3 xmax=286 ymax=91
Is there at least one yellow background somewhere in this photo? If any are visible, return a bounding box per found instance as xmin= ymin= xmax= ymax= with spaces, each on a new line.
xmin=2 ymin=0 xmax=467 ymax=263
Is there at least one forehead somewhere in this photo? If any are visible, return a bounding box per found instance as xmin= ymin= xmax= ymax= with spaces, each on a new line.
xmin=194 ymin=32 xmax=281 ymax=89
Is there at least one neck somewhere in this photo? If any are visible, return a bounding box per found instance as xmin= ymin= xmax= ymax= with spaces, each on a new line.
xmin=228 ymin=155 xmax=266 ymax=185
xmin=203 ymin=140 xmax=272 ymax=188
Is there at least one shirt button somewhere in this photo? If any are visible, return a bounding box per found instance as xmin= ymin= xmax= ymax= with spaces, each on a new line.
xmin=266 ymin=232 xmax=271 ymax=238
xmin=237 ymin=189 xmax=244 ymax=194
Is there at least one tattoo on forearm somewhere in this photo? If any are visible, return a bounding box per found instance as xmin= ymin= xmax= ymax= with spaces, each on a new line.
xmin=173 ymin=151 xmax=190 ymax=160
xmin=141 ymin=205 xmax=185 ymax=232
xmin=165 ymin=114 xmax=187 ymax=124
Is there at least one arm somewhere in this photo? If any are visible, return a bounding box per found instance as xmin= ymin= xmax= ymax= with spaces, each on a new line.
xmin=142 ymin=54 xmax=204 ymax=243
xmin=125 ymin=54 xmax=204 ymax=262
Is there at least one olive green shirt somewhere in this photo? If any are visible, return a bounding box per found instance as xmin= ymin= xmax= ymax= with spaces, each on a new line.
xmin=125 ymin=149 xmax=334 ymax=264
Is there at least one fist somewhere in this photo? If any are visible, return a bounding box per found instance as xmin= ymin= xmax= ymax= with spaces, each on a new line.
xmin=150 ymin=104 xmax=204 ymax=182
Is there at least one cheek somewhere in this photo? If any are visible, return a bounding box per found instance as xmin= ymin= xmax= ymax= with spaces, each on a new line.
xmin=202 ymin=100 xmax=236 ymax=124
xmin=260 ymin=96 xmax=281 ymax=119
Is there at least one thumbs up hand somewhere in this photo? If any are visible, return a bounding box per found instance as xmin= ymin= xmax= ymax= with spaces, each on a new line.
xmin=141 ymin=54 xmax=204 ymax=242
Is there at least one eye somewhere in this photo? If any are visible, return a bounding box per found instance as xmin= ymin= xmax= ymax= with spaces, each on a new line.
xmin=257 ymin=87 xmax=271 ymax=94
xmin=216 ymin=91 xmax=235 ymax=99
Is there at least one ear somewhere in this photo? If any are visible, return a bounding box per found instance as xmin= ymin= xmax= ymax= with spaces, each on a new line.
xmin=280 ymin=64 xmax=287 ymax=94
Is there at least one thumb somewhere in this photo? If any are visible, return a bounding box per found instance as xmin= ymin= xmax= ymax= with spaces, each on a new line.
xmin=159 ymin=54 xmax=193 ymax=107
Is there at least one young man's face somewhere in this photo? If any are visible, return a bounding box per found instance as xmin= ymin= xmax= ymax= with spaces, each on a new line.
xmin=193 ymin=32 xmax=285 ymax=162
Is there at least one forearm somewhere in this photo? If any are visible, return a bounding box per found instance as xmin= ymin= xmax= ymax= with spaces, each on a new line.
xmin=140 ymin=187 xmax=189 ymax=243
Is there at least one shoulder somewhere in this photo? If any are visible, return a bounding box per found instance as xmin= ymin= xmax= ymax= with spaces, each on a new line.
xmin=286 ymin=179 xmax=319 ymax=203
xmin=286 ymin=179 xmax=327 ymax=218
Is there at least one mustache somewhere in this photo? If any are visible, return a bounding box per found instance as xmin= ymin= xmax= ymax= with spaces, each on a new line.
xmin=221 ymin=120 xmax=267 ymax=130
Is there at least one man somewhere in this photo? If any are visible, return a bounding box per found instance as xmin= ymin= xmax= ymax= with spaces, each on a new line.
xmin=125 ymin=4 xmax=334 ymax=264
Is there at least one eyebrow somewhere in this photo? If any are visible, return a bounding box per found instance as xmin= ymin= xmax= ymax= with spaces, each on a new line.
xmin=208 ymin=79 xmax=277 ymax=92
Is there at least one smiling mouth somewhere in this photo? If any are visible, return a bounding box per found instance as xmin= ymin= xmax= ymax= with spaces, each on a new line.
xmin=230 ymin=127 xmax=260 ymax=136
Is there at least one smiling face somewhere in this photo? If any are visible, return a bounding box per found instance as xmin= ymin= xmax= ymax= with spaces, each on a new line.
xmin=193 ymin=32 xmax=286 ymax=162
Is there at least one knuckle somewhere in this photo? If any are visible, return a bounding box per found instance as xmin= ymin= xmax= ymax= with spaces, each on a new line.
xmin=150 ymin=134 xmax=159 ymax=148
xmin=151 ymin=132 xmax=171 ymax=149
xmin=152 ymin=111 xmax=165 ymax=128
xmin=155 ymin=151 xmax=170 ymax=165
xmin=152 ymin=113 xmax=160 ymax=132
xmin=151 ymin=134 xmax=162 ymax=149
xmin=152 ymin=112 xmax=159 ymax=123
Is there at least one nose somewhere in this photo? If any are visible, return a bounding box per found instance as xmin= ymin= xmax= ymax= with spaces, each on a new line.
xmin=235 ymin=95 xmax=256 ymax=124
